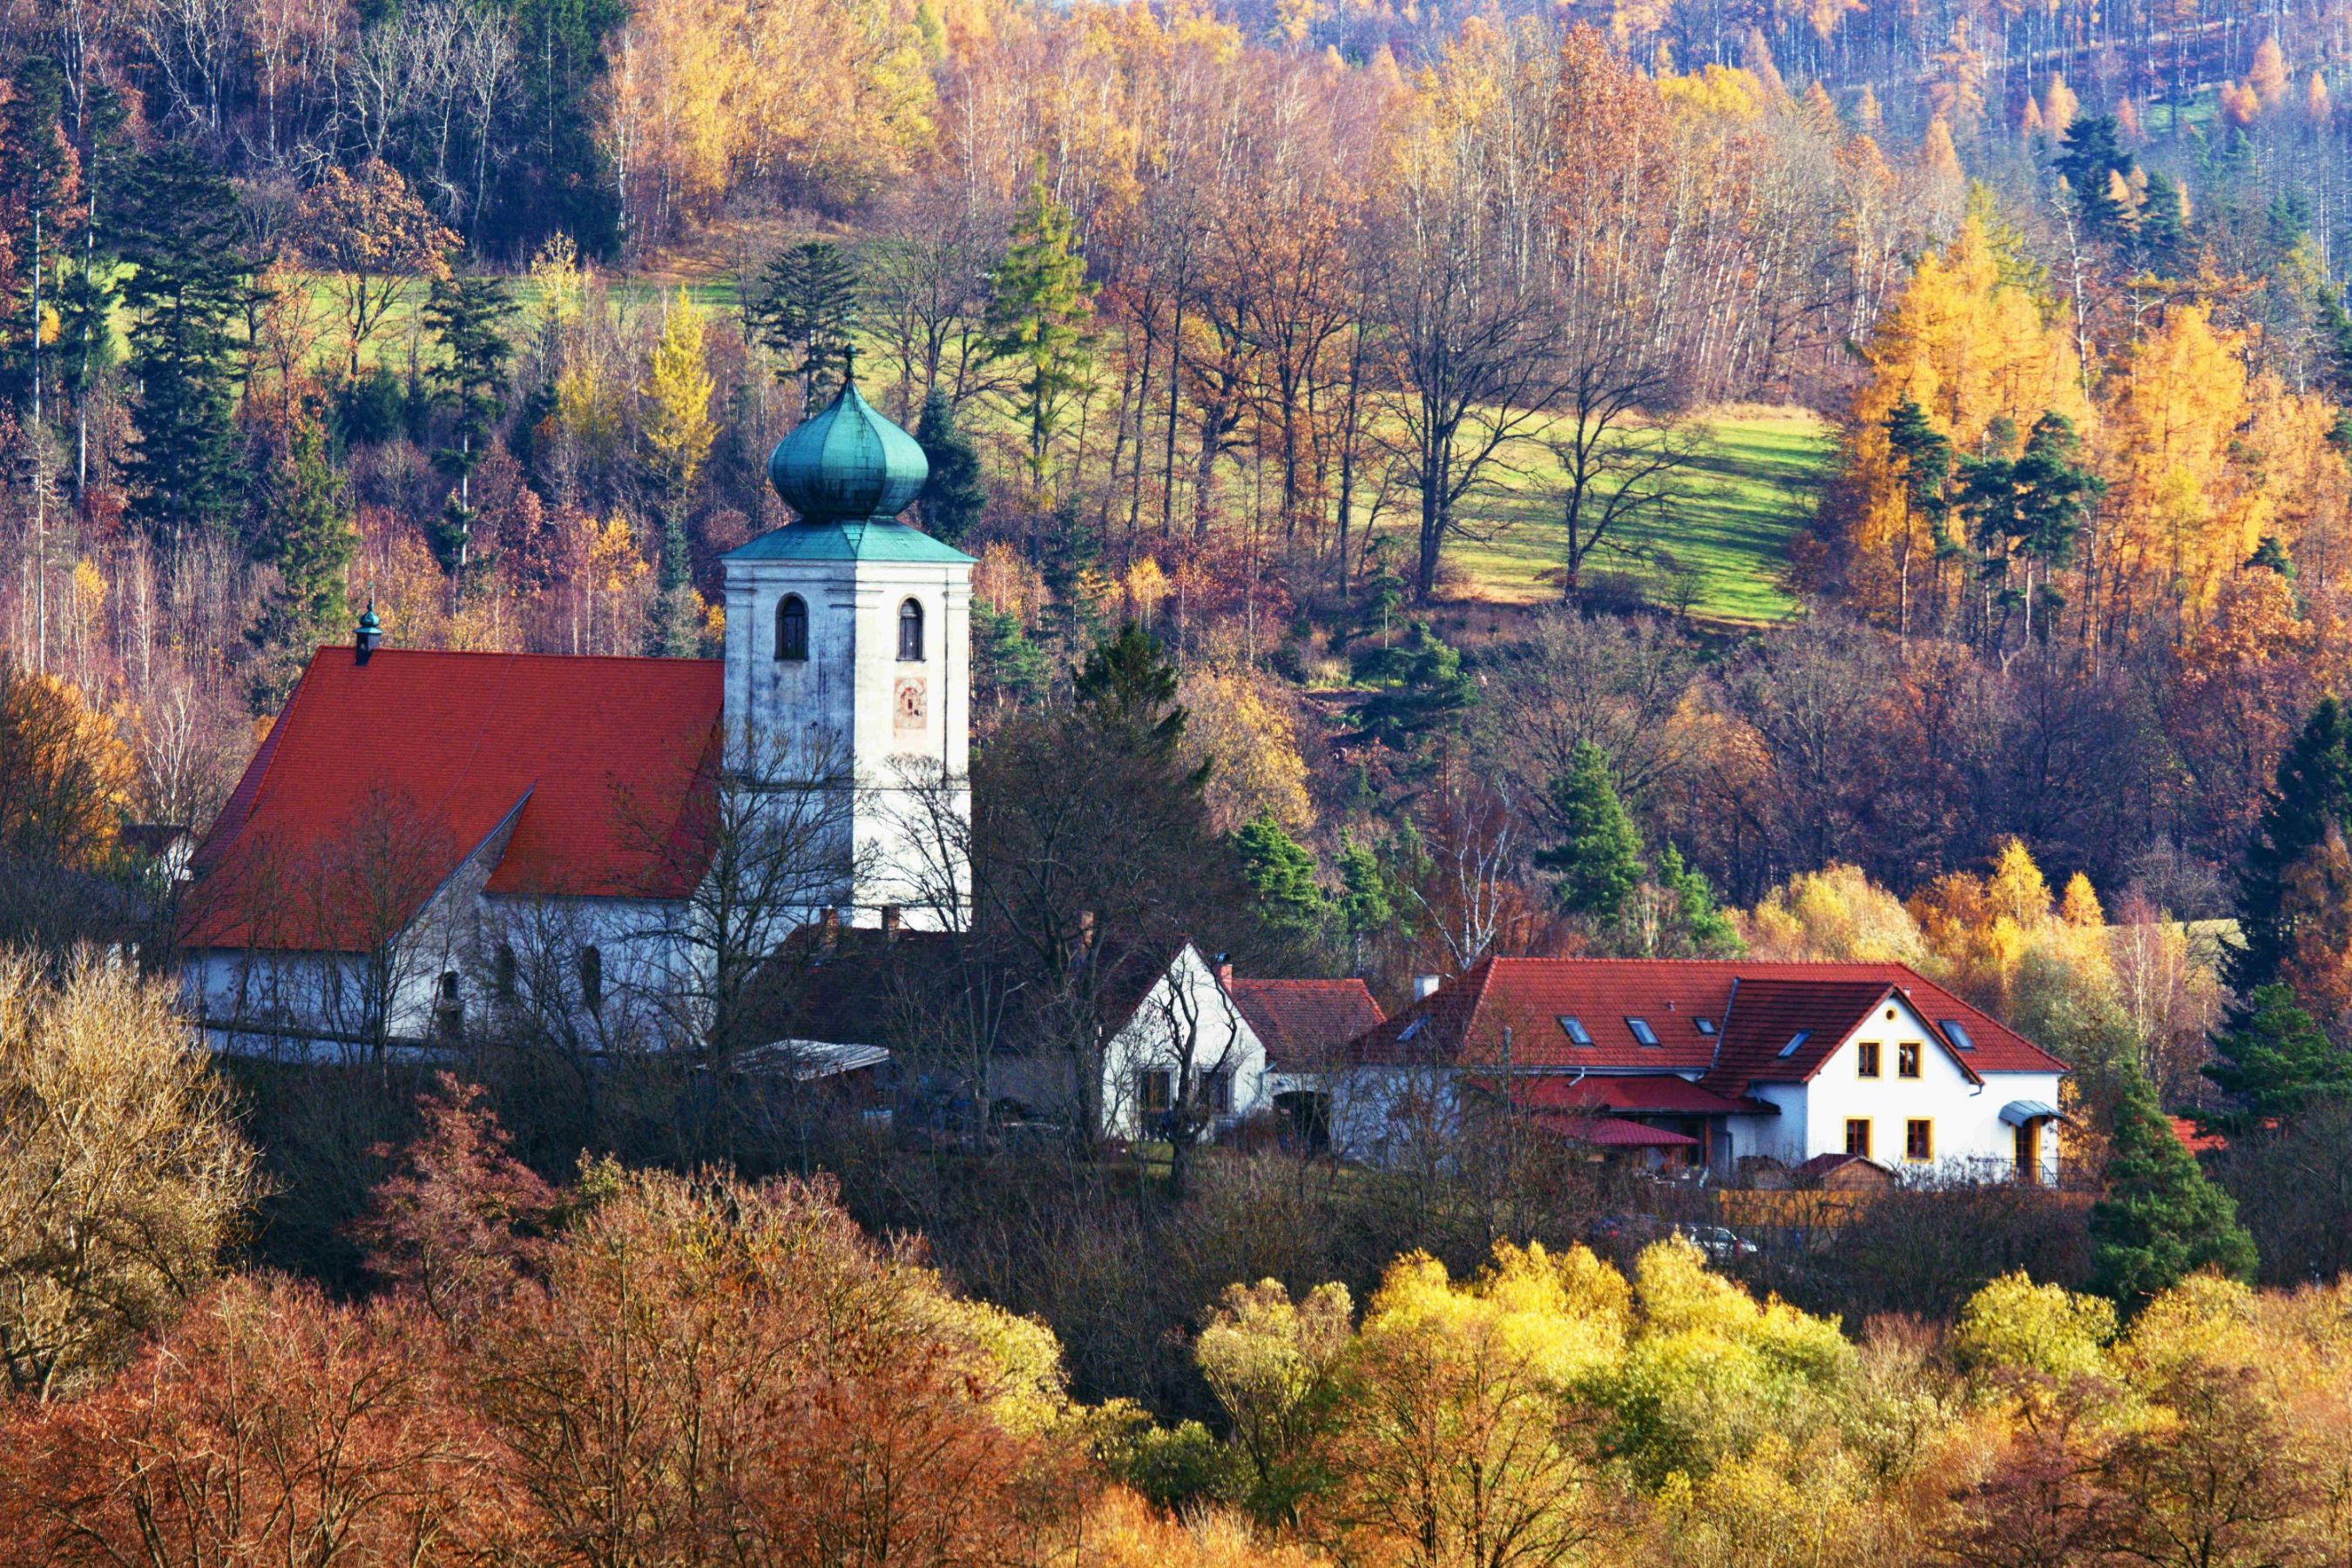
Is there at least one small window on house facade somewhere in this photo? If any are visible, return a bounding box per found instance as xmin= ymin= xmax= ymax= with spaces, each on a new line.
xmin=1558 ymin=1016 xmax=1593 ymax=1045
xmin=434 ymin=970 xmax=463 ymax=1038
xmin=1626 ymin=1017 xmax=1659 ymax=1046
xmin=775 ymin=595 xmax=808 ymax=660
xmin=1856 ymin=1040 xmax=1881 ymax=1078
xmin=1906 ymin=1119 xmax=1933 ymax=1161
xmin=1898 ymin=1041 xmax=1922 ymax=1078
xmin=1845 ymin=1119 xmax=1872 ymax=1159
xmin=1138 ymin=1069 xmax=1173 ymax=1114
xmin=1204 ymin=1069 xmax=1233 ymax=1115
xmin=580 ymin=946 xmax=603 ymax=1012
xmin=898 ymin=598 xmax=924 ymax=660
xmin=495 ymin=943 xmax=517 ymax=1002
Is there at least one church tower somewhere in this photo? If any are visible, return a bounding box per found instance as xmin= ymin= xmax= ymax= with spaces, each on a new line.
xmin=720 ymin=373 xmax=974 ymax=930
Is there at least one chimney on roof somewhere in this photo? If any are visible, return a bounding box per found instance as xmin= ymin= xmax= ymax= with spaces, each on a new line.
xmin=882 ymin=903 xmax=902 ymax=941
xmin=1413 ymin=974 xmax=1442 ymax=1002
xmin=354 ymin=601 xmax=382 ymax=666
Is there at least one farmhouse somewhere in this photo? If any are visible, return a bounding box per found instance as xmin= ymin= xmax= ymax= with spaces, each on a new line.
xmin=1310 ymin=958 xmax=2068 ymax=1183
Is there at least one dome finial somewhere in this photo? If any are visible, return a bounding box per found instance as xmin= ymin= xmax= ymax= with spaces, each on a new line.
xmin=766 ymin=362 xmax=929 ymax=524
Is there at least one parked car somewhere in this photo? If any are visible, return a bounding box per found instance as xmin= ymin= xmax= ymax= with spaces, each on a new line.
xmin=1675 ymin=1223 xmax=1759 ymax=1262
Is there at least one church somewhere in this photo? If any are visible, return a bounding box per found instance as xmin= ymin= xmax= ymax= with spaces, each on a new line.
xmin=179 ymin=375 xmax=978 ymax=1056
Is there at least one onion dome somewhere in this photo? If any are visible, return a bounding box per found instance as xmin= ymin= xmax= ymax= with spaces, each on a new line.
xmin=767 ymin=366 xmax=929 ymax=524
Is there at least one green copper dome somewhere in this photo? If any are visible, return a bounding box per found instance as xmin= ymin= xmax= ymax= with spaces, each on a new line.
xmin=767 ymin=376 xmax=929 ymax=523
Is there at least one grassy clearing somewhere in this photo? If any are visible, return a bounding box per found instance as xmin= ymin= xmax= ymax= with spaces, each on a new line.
xmin=1447 ymin=407 xmax=1834 ymax=625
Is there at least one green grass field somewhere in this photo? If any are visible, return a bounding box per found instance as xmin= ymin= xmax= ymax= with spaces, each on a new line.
xmin=1448 ymin=408 xmax=1833 ymax=625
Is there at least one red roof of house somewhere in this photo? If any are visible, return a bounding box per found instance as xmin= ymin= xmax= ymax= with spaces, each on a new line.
xmin=1494 ymin=1073 xmax=1762 ymax=1118
xmin=1228 ymin=977 xmax=1386 ymax=1071
xmin=1349 ymin=958 xmax=2064 ymax=1094
xmin=1558 ymin=1116 xmax=1700 ymax=1148
xmin=2169 ymin=1115 xmax=2227 ymax=1154
xmin=182 ymin=647 xmax=722 ymax=951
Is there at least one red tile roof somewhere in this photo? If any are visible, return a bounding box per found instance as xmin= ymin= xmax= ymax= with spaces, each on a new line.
xmin=1559 ymin=1116 xmax=1700 ymax=1148
xmin=2169 ymin=1115 xmax=2228 ymax=1154
xmin=1696 ymin=977 xmax=1928 ymax=1098
xmin=1493 ymin=1073 xmax=1762 ymax=1117
xmin=183 ymin=647 xmax=721 ymax=951
xmin=1349 ymin=958 xmax=2065 ymax=1093
xmin=1228 ymin=977 xmax=1386 ymax=1071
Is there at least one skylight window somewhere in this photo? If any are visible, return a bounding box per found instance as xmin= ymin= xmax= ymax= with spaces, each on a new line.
xmin=1626 ymin=1017 xmax=1659 ymax=1046
xmin=1941 ymin=1019 xmax=1976 ymax=1051
xmin=1778 ymin=1029 xmax=1811 ymax=1058
xmin=1695 ymin=1017 xmax=1717 ymax=1036
xmin=1558 ymin=1016 xmax=1594 ymax=1046
xmin=1398 ymin=1017 xmax=1424 ymax=1042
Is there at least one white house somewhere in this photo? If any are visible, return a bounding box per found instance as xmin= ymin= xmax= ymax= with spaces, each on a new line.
xmin=1312 ymin=958 xmax=2068 ymax=1184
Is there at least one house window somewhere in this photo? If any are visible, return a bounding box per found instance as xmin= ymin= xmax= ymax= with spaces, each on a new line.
xmin=1898 ymin=1041 xmax=1922 ymax=1078
xmin=1906 ymin=1119 xmax=1933 ymax=1161
xmin=433 ymin=970 xmax=463 ymax=1038
xmin=1856 ymin=1041 xmax=1881 ymax=1078
xmin=1694 ymin=1017 xmax=1715 ymax=1036
xmin=495 ymin=943 xmax=517 ymax=1002
xmin=579 ymin=946 xmax=603 ymax=1012
xmin=1942 ymin=1018 xmax=1977 ymax=1051
xmin=775 ymin=594 xmax=808 ymax=661
xmin=1138 ymin=1069 xmax=1173 ymax=1114
xmin=1845 ymin=1119 xmax=1872 ymax=1159
xmin=898 ymin=598 xmax=924 ymax=660
xmin=1558 ymin=1016 xmax=1593 ymax=1046
xmin=1204 ymin=1069 xmax=1233 ymax=1115
xmin=2014 ymin=1119 xmax=2042 ymax=1179
xmin=1626 ymin=1017 xmax=1659 ymax=1046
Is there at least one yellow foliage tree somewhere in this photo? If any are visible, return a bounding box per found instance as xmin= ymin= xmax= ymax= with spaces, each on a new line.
xmin=1179 ymin=667 xmax=1315 ymax=835
xmin=642 ymin=289 xmax=718 ymax=504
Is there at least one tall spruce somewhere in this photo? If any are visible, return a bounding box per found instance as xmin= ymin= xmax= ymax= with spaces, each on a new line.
xmin=1 ymin=56 xmax=78 ymax=420
xmin=118 ymin=148 xmax=249 ymax=558
xmin=2227 ymin=697 xmax=2352 ymax=1006
xmin=422 ymin=270 xmax=516 ymax=589
xmin=2090 ymin=1064 xmax=2258 ymax=1310
xmin=2205 ymin=983 xmax=2352 ymax=1131
xmin=913 ymin=387 xmax=987 ymax=544
xmin=248 ymin=411 xmax=356 ymax=705
xmin=1538 ymin=741 xmax=1647 ymax=923
xmin=749 ymin=240 xmax=862 ymax=409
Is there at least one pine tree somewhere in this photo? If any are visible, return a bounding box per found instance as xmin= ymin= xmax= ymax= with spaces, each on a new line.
xmin=2056 ymin=114 xmax=2134 ymax=245
xmin=2228 ymin=697 xmax=2352 ymax=1004
xmin=1233 ymin=814 xmax=1328 ymax=939
xmin=973 ymin=605 xmax=1048 ymax=707
xmin=1885 ymin=396 xmax=1957 ymax=554
xmin=748 ymin=240 xmax=861 ymax=408
xmin=2204 ymin=983 xmax=2352 ymax=1130
xmin=913 ymin=388 xmax=987 ymax=544
xmin=118 ymin=147 xmax=248 ymax=558
xmin=0 ymin=56 xmax=80 ymax=418
xmin=248 ymin=411 xmax=356 ymax=704
xmin=422 ymin=270 xmax=515 ymax=590
xmin=1653 ymin=843 xmax=1743 ymax=956
xmin=1536 ymin=742 xmax=1647 ymax=923
xmin=2090 ymin=1065 xmax=2258 ymax=1309
xmin=985 ymin=171 xmax=1095 ymax=492
xmin=1337 ymin=835 xmax=1401 ymax=970
xmin=1077 ymin=623 xmax=1190 ymax=762
xmin=1353 ymin=622 xmax=1476 ymax=757
xmin=654 ymin=511 xmax=702 ymax=657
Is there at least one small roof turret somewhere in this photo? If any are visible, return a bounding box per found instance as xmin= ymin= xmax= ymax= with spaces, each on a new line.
xmin=767 ymin=354 xmax=929 ymax=524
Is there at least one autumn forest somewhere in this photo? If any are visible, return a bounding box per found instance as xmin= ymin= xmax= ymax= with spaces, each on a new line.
xmin=13 ymin=0 xmax=2352 ymax=1558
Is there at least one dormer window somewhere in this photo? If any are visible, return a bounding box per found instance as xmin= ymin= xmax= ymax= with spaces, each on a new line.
xmin=898 ymin=598 xmax=924 ymax=660
xmin=1558 ymin=1016 xmax=1593 ymax=1046
xmin=775 ymin=594 xmax=808 ymax=661
xmin=1626 ymin=1017 xmax=1659 ymax=1046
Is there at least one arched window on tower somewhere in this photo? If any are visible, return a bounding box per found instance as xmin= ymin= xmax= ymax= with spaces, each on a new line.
xmin=898 ymin=598 xmax=924 ymax=661
xmin=775 ymin=594 xmax=808 ymax=661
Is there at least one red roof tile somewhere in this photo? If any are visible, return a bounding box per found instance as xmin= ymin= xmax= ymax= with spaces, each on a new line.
xmin=1349 ymin=958 xmax=2065 ymax=1089
xmin=183 ymin=647 xmax=721 ymax=951
xmin=1228 ymin=977 xmax=1386 ymax=1071
xmin=1697 ymin=977 xmax=1923 ymax=1098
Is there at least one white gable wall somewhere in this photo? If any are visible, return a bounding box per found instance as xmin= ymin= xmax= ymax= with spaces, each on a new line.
xmin=1740 ymin=994 xmax=2063 ymax=1180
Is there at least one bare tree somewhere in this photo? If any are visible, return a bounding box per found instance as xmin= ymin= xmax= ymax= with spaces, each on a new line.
xmin=1547 ymin=307 xmax=1701 ymax=603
